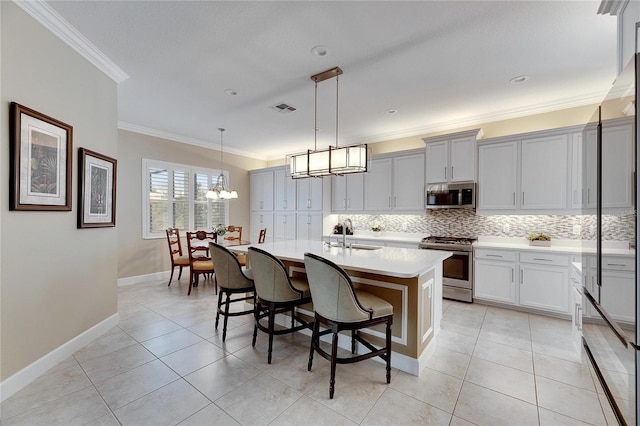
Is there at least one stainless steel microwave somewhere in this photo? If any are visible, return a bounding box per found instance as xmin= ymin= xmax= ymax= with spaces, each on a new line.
xmin=426 ymin=182 xmax=476 ymax=209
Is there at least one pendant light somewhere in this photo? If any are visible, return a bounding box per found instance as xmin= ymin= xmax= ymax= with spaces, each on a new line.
xmin=206 ymin=128 xmax=238 ymax=200
xmin=287 ymin=66 xmax=367 ymax=178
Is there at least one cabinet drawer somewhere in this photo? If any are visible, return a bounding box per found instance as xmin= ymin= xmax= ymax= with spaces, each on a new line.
xmin=519 ymin=252 xmax=569 ymax=267
xmin=474 ymin=249 xmax=517 ymax=262
xmin=601 ymin=256 xmax=635 ymax=271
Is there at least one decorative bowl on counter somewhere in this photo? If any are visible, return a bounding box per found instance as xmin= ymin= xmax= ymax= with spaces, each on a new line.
xmin=528 ymin=232 xmax=551 ymax=246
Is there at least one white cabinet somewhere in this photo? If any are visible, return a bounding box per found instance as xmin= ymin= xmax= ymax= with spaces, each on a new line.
xmin=601 ymin=122 xmax=634 ymax=209
xmin=569 ymin=132 xmax=584 ymax=209
xmin=600 ymin=256 xmax=636 ymax=323
xmin=477 ymin=141 xmax=518 ymax=210
xmin=250 ymin=170 xmax=274 ymax=211
xmin=273 ymin=212 xmax=297 ymax=241
xmin=424 ymin=129 xmax=479 ymax=184
xmin=297 ymin=177 xmax=323 ymax=211
xmin=364 ymin=151 xmax=425 ymax=213
xmin=297 ymin=212 xmax=323 ymax=240
xmin=250 ymin=212 xmax=273 ymax=243
xmin=474 ymin=249 xmax=517 ymax=304
xmin=274 ymin=167 xmax=296 ymax=211
xmin=332 ymin=173 xmax=364 ymax=212
xmin=520 ymin=134 xmax=568 ymax=210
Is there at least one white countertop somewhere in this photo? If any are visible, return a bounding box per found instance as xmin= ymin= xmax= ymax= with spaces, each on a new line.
xmin=474 ymin=236 xmax=635 ymax=257
xmin=230 ymin=239 xmax=451 ymax=278
xmin=323 ymin=232 xmax=424 ymax=245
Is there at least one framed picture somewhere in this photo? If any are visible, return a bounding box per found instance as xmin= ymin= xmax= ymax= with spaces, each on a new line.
xmin=9 ymin=102 xmax=73 ymax=211
xmin=78 ymin=148 xmax=117 ymax=228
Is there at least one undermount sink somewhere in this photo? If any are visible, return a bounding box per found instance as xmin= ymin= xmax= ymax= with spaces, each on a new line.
xmin=327 ymin=242 xmax=382 ymax=251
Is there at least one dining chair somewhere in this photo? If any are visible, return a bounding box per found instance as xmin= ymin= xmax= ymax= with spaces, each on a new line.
xmin=303 ymin=252 xmax=393 ymax=399
xmin=248 ymin=247 xmax=313 ymax=363
xmin=209 ymin=242 xmax=255 ymax=342
xmin=224 ymin=225 xmax=242 ymax=242
xmin=166 ymin=228 xmax=190 ymax=286
xmin=258 ymin=228 xmax=267 ymax=243
xmin=185 ymin=231 xmax=217 ymax=295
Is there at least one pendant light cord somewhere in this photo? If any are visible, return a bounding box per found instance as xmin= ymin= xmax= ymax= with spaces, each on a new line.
xmin=314 ymin=81 xmax=318 ymax=152
xmin=335 ymin=74 xmax=339 ymax=148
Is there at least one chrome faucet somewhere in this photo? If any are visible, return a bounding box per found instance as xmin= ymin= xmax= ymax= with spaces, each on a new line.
xmin=342 ymin=218 xmax=353 ymax=248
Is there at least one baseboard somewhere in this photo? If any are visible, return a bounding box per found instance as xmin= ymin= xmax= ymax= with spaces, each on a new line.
xmin=0 ymin=313 xmax=119 ymax=402
xmin=117 ymin=271 xmax=169 ymax=286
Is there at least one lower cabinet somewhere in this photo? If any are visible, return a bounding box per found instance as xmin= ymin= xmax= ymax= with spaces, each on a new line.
xmin=474 ymin=259 xmax=517 ymax=305
xmin=250 ymin=212 xmax=273 ymax=243
xmin=273 ymin=212 xmax=297 ymax=241
xmin=297 ymin=212 xmax=323 ymax=241
xmin=519 ymin=263 xmax=569 ymax=314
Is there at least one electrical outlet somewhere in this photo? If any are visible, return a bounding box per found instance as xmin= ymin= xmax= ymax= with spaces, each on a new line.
xmin=402 ymin=222 xmax=408 ymax=232
xmin=590 ymin=224 xmax=596 ymax=235
xmin=502 ymin=224 xmax=510 ymax=233
xmin=572 ymin=224 xmax=581 ymax=236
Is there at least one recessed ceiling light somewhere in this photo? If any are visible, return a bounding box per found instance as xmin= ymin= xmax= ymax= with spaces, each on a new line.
xmin=224 ymin=89 xmax=238 ymax=96
xmin=386 ymin=109 xmax=398 ymax=114
xmin=310 ymin=45 xmax=328 ymax=57
xmin=509 ymin=75 xmax=530 ymax=84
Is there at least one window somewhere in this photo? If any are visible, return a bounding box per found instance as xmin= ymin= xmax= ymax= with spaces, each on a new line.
xmin=143 ymin=159 xmax=229 ymax=238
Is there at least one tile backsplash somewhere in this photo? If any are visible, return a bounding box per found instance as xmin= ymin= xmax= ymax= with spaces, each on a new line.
xmin=336 ymin=210 xmax=635 ymax=241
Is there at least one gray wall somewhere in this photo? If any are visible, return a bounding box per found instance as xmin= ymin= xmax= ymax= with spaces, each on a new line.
xmin=1 ymin=3 xmax=118 ymax=380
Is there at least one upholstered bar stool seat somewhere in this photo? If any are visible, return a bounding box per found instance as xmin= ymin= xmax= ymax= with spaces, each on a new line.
xmin=303 ymin=252 xmax=393 ymax=399
xmin=248 ymin=246 xmax=313 ymax=363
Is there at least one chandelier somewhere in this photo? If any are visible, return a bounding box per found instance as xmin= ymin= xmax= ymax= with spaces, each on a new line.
xmin=287 ymin=66 xmax=367 ymax=179
xmin=206 ymin=128 xmax=238 ymax=200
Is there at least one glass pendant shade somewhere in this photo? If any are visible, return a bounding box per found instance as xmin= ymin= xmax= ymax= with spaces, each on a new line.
xmin=205 ymin=128 xmax=238 ymax=199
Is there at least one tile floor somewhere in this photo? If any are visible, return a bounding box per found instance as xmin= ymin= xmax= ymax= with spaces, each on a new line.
xmin=1 ymin=277 xmax=619 ymax=425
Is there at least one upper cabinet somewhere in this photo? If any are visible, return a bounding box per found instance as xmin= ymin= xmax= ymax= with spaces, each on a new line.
xmin=520 ymin=134 xmax=568 ymax=210
xmin=477 ymin=141 xmax=519 ymax=210
xmin=364 ymin=150 xmax=425 ymax=213
xmin=424 ymin=129 xmax=482 ymax=184
xmin=296 ymin=177 xmax=323 ymax=211
xmin=331 ymin=173 xmax=364 ymax=213
xmin=250 ymin=170 xmax=274 ymax=211
xmin=274 ymin=167 xmax=297 ymax=211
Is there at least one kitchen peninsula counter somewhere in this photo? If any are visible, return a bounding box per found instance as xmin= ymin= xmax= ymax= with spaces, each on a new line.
xmin=230 ymin=240 xmax=452 ymax=375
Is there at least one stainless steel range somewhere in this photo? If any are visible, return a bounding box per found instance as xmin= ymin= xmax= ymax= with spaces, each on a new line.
xmin=419 ymin=236 xmax=476 ymax=303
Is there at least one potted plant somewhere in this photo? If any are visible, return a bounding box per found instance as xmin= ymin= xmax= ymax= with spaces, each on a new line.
xmin=371 ymin=221 xmax=383 ymax=236
xmin=213 ymin=224 xmax=227 ymax=236
xmin=527 ymin=232 xmax=551 ymax=247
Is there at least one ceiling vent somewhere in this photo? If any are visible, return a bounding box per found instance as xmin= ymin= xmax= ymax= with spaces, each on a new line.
xmin=269 ymin=102 xmax=297 ymax=113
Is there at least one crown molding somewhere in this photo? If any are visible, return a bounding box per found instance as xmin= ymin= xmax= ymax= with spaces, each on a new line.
xmin=13 ymin=0 xmax=129 ymax=83
xmin=598 ymin=0 xmax=629 ymax=16
xmin=118 ymin=121 xmax=264 ymax=160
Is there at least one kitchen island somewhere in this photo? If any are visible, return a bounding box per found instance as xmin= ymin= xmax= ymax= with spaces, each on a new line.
xmin=230 ymin=240 xmax=452 ymax=375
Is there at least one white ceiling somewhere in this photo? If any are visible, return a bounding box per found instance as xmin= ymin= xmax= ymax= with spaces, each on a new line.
xmin=45 ymin=0 xmax=618 ymax=160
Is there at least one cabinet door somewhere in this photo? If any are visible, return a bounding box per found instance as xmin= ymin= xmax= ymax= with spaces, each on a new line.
xmin=274 ymin=167 xmax=296 ymax=211
xmin=345 ymin=173 xmax=364 ymax=211
xmin=364 ymin=157 xmax=393 ymax=211
xmin=519 ymin=265 xmax=569 ymax=314
xmin=584 ymin=129 xmax=597 ymax=209
xmin=601 ymin=124 xmax=633 ymax=209
xmin=250 ymin=171 xmax=274 ymax=211
xmin=474 ymin=259 xmax=517 ymax=304
xmin=521 ymin=135 xmax=568 ymax=210
xmin=393 ymin=153 xmax=425 ymax=211
xmin=450 ymin=136 xmax=476 ymax=182
xmin=569 ymin=132 xmax=583 ymax=209
xmin=296 ymin=212 xmax=323 ymax=240
xmin=273 ymin=212 xmax=297 ymax=241
xmin=250 ymin=212 xmax=273 ymax=243
xmin=425 ymin=141 xmax=448 ymax=184
xmin=297 ymin=177 xmax=323 ymax=211
xmin=600 ymin=270 xmax=635 ymax=323
xmin=477 ymin=142 xmax=518 ymax=210
xmin=331 ymin=175 xmax=347 ymax=212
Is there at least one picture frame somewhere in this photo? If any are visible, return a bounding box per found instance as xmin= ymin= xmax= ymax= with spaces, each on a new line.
xmin=78 ymin=148 xmax=117 ymax=228
xmin=9 ymin=102 xmax=73 ymax=211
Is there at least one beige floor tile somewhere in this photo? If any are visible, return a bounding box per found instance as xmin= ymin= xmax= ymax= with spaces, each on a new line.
xmin=270 ymin=396 xmax=355 ymax=426
xmin=473 ymin=339 xmax=533 ymax=373
xmin=160 ymin=340 xmax=227 ymax=376
xmin=140 ymin=328 xmax=203 ymax=358
xmin=424 ymin=345 xmax=471 ymax=379
xmin=207 ymin=323 xmax=258 ymax=353
xmin=536 ymin=376 xmax=606 ymax=425
xmin=73 ymin=327 xmax=138 ymax=363
xmin=177 ymin=403 xmax=240 ymax=426
xmin=80 ymin=343 xmax=156 ymax=383
xmin=533 ymin=352 xmax=595 ymax=391
xmin=43 ymin=355 xmax=79 ymax=375
xmin=449 ymin=415 xmax=478 ymax=426
xmin=478 ymin=325 xmax=532 ymax=352
xmin=125 ymin=318 xmax=183 ymax=342
xmin=453 ymin=382 xmax=538 ymax=426
xmin=118 ymin=308 xmax=166 ymax=332
xmin=0 ymin=364 xmax=92 ymax=419
xmin=85 ymin=412 xmax=121 ymax=426
xmin=362 ymin=388 xmax=451 ymax=425
xmin=183 ymin=355 xmax=261 ymax=401
xmin=538 ymin=407 xmax=595 ymax=426
xmin=94 ymin=359 xmax=179 ymax=410
xmin=434 ymin=328 xmax=478 ymax=355
xmin=215 ymin=373 xmax=303 ymax=425
xmin=265 ymin=348 xmax=329 ymax=393
xmin=3 ymin=386 xmax=109 ymax=426
xmin=113 ymin=379 xmax=210 ymax=426
xmin=390 ymin=367 xmax=462 ymax=413
xmin=465 ymin=357 xmax=536 ymax=403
